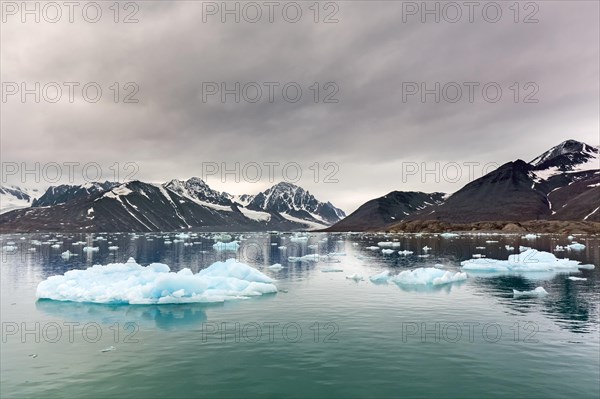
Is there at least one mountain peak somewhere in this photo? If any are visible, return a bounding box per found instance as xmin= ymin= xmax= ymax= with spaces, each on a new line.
xmin=531 ymin=139 xmax=598 ymax=168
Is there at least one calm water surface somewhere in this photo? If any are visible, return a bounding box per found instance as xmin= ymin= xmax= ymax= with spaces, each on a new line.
xmin=1 ymin=232 xmax=599 ymax=398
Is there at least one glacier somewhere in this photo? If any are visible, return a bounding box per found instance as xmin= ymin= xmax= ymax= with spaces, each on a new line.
xmin=36 ymin=258 xmax=277 ymax=304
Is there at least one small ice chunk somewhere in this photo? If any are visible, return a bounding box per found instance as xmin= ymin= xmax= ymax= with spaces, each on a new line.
xmin=366 ymin=246 xmax=380 ymax=250
xmin=513 ymin=287 xmax=548 ymax=297
xmin=398 ymin=250 xmax=413 ymax=255
xmin=567 ymin=276 xmax=587 ymax=281
xmin=346 ymin=273 xmax=364 ymax=281
xmin=505 ymin=245 xmax=515 ymax=251
xmin=83 ymin=246 xmax=99 ymax=252
xmin=61 ymin=250 xmax=73 ymax=258
xmin=108 ymin=246 xmax=119 ymax=251
xmin=440 ymin=233 xmax=459 ymax=238
xmin=377 ymin=241 xmax=394 ymax=247
xmin=422 ymin=246 xmax=431 ymax=252
xmin=567 ymin=243 xmax=585 ymax=251
xmin=100 ymin=346 xmax=116 ymax=352
xmin=321 ymin=267 xmax=344 ymax=273
xmin=268 ymin=263 xmax=284 ymax=270
xmin=288 ymin=254 xmax=319 ymax=262
xmin=522 ymin=234 xmax=538 ymax=240
xmin=213 ymin=241 xmax=240 ymax=251
xmin=381 ymin=249 xmax=395 ymax=254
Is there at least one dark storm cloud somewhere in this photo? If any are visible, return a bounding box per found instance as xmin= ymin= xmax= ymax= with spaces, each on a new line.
xmin=1 ymin=1 xmax=598 ymax=212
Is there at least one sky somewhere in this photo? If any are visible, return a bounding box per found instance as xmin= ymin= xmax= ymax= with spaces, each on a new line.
xmin=1 ymin=1 xmax=599 ymax=213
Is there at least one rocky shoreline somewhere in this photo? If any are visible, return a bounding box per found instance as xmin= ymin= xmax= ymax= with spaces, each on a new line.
xmin=383 ymin=220 xmax=600 ymax=234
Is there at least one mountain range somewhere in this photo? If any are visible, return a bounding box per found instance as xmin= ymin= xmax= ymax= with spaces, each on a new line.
xmin=1 ymin=139 xmax=598 ymax=232
xmin=0 ymin=180 xmax=346 ymax=232
xmin=326 ymin=139 xmax=599 ymax=231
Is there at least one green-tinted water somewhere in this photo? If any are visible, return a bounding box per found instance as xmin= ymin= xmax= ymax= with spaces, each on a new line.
xmin=1 ymin=232 xmax=599 ymax=398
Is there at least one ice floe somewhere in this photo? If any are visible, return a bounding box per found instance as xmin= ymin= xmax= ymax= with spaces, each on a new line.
xmin=513 ymin=287 xmax=548 ymax=298
xmin=213 ymin=241 xmax=240 ymax=251
xmin=567 ymin=243 xmax=585 ymax=251
xmin=369 ymin=270 xmax=390 ymax=283
xmin=461 ymin=249 xmax=595 ymax=273
xmin=36 ymin=257 xmax=277 ymax=304
xmin=389 ymin=268 xmax=467 ymax=286
xmin=346 ymin=273 xmax=364 ymax=281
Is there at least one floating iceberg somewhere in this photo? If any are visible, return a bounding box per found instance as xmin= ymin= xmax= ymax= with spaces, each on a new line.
xmin=212 ymin=241 xmax=240 ymax=251
xmin=369 ymin=270 xmax=390 ymax=283
xmin=346 ymin=273 xmax=364 ymax=281
xmin=288 ymin=254 xmax=320 ymax=262
xmin=36 ymin=258 xmax=277 ymax=304
xmin=461 ymin=249 xmax=595 ymax=273
xmin=61 ymin=250 xmax=74 ymax=258
xmin=440 ymin=233 xmax=459 ymax=238
xmin=321 ymin=267 xmax=343 ymax=273
xmin=567 ymin=243 xmax=585 ymax=251
xmin=513 ymin=287 xmax=548 ymax=298
xmin=389 ymin=268 xmax=467 ymax=286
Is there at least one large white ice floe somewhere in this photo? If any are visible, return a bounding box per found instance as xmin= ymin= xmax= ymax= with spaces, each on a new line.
xmin=461 ymin=249 xmax=595 ymax=273
xmin=389 ymin=268 xmax=467 ymax=286
xmin=36 ymin=257 xmax=277 ymax=304
xmin=368 ymin=268 xmax=466 ymax=286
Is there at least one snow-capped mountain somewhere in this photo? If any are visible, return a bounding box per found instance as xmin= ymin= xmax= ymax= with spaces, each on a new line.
xmin=0 ymin=179 xmax=345 ymax=232
xmin=328 ymin=139 xmax=600 ymax=231
xmin=531 ymin=139 xmax=599 ymax=179
xmin=32 ymin=181 xmax=119 ymax=208
xmin=0 ymin=185 xmax=44 ymax=214
xmin=164 ymin=177 xmax=233 ymax=207
xmin=247 ymin=182 xmax=346 ymax=226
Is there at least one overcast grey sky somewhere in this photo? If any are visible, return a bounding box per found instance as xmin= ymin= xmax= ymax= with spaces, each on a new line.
xmin=1 ymin=1 xmax=598 ymax=212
